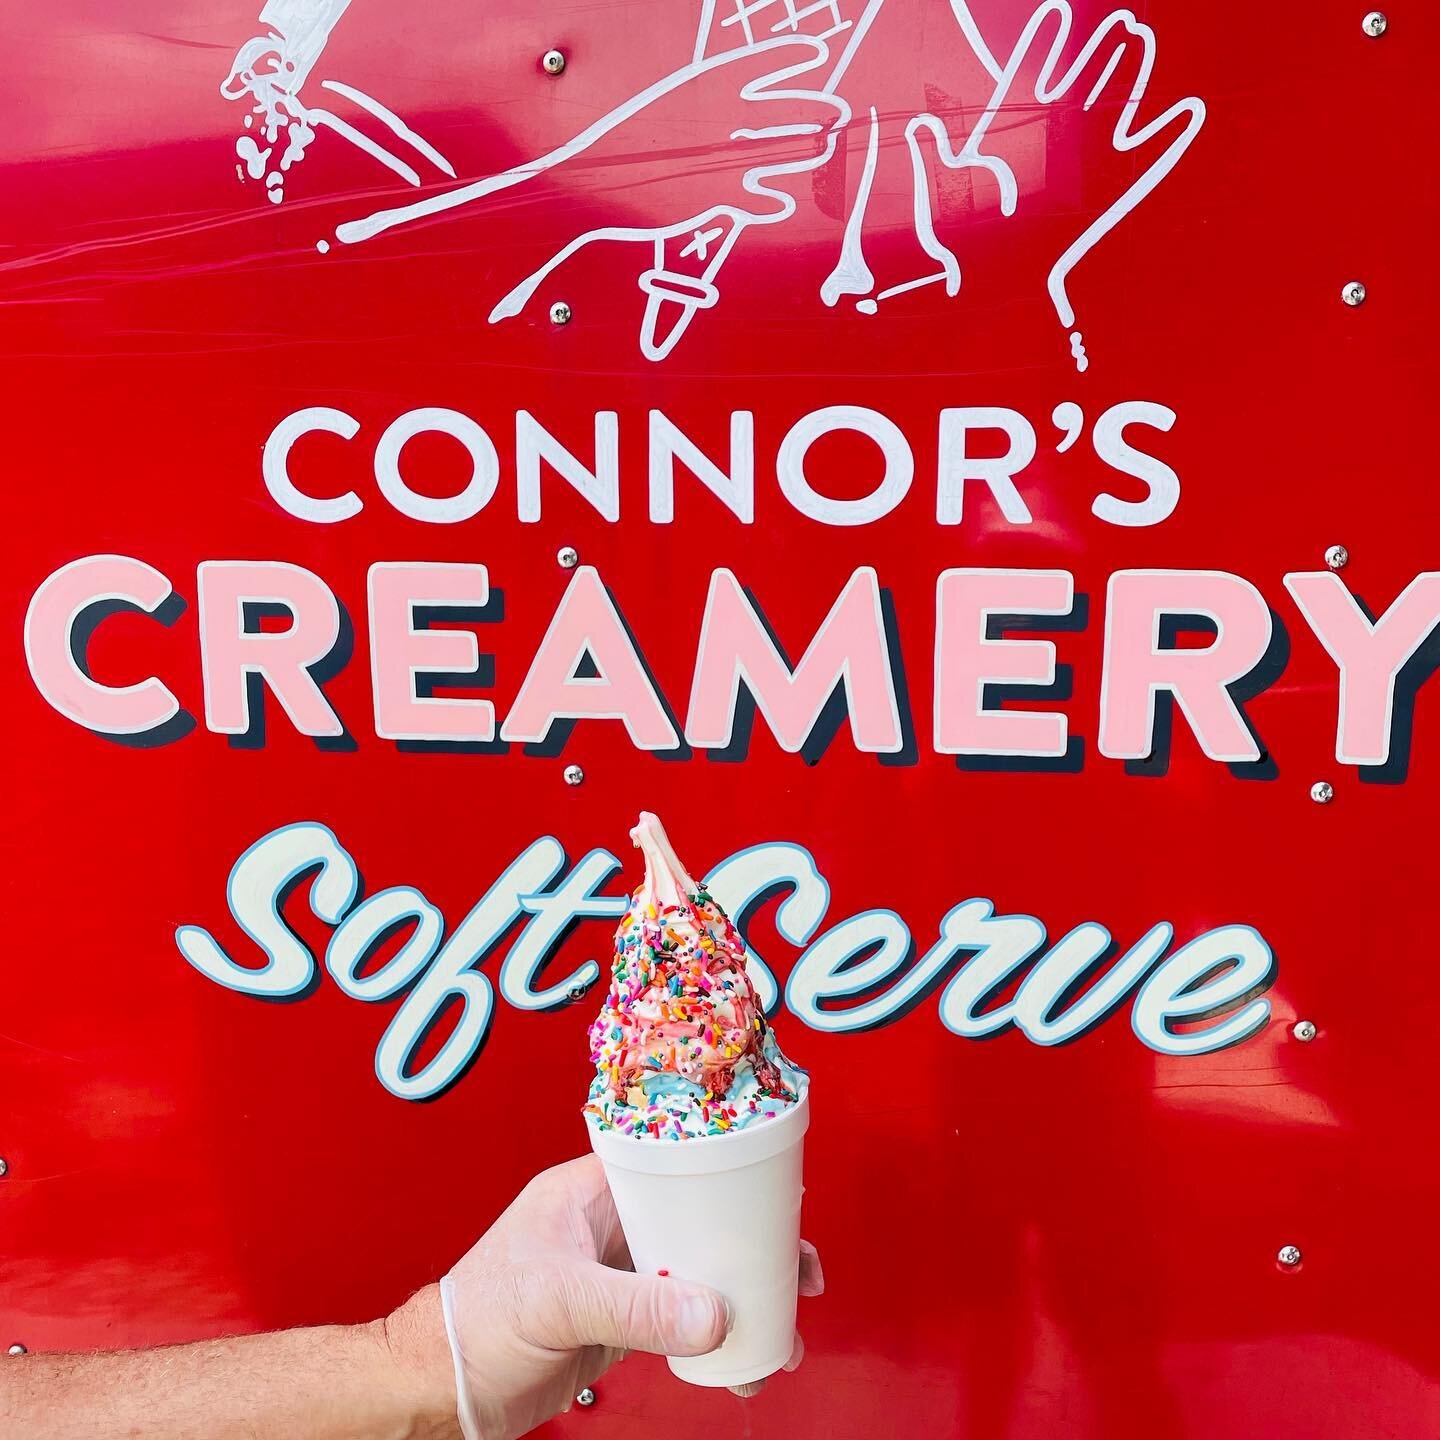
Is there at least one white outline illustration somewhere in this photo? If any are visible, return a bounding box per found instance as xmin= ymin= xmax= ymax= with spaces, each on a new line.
xmin=223 ymin=1 xmax=1205 ymax=368
xmin=221 ymin=0 xmax=455 ymax=209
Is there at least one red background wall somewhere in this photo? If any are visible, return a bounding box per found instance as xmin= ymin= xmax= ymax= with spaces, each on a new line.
xmin=2 ymin=3 xmax=1437 ymax=1435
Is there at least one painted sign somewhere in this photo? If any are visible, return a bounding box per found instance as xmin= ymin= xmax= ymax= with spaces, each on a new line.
xmin=4 ymin=2 xmax=1438 ymax=1436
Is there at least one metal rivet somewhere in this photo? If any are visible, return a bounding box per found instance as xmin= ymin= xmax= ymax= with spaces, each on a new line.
xmin=1293 ymin=1020 xmax=1318 ymax=1042
xmin=557 ymin=545 xmax=579 ymax=569
xmin=1277 ymin=1244 xmax=1302 ymax=1267
xmin=1324 ymin=544 xmax=1349 ymax=570
xmin=6 ymin=1345 xmax=25 ymax=1357
xmin=0 ymin=1158 xmax=8 ymax=1178
xmin=567 ymin=982 xmax=589 ymax=1002
xmin=1341 ymin=280 xmax=1367 ymax=307
xmin=563 ymin=764 xmax=585 ymax=786
xmin=542 ymin=49 xmax=566 ymax=75
xmin=1310 ymin=780 xmax=1334 ymax=804
xmin=576 ymin=1387 xmax=597 ymax=1407
xmin=1362 ymin=11 xmax=1388 ymax=37
xmin=549 ymin=300 xmax=572 ymax=326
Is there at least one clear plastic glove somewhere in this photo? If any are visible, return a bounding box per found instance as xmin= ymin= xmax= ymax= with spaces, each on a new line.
xmin=435 ymin=1154 xmax=823 ymax=1440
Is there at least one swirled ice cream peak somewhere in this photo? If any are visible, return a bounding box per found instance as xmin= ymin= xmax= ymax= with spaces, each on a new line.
xmin=584 ymin=812 xmax=803 ymax=1140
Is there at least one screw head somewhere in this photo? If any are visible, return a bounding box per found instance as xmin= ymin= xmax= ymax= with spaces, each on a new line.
xmin=1362 ymin=11 xmax=1387 ymax=37
xmin=567 ymin=982 xmax=589 ymax=1002
xmin=1324 ymin=544 xmax=1349 ymax=570
xmin=542 ymin=49 xmax=566 ymax=75
xmin=0 ymin=1157 xmax=8 ymax=1178
xmin=1277 ymin=1244 xmax=1303 ymax=1267
xmin=6 ymin=1345 xmax=25 ymax=1357
xmin=563 ymin=764 xmax=584 ymax=786
xmin=1310 ymin=781 xmax=1334 ymax=804
xmin=1341 ymin=280 xmax=1367 ymax=307
xmin=556 ymin=545 xmax=579 ymax=569
xmin=576 ymin=1387 xmax=597 ymax=1407
xmin=1293 ymin=1020 xmax=1318 ymax=1042
xmin=549 ymin=300 xmax=572 ymax=326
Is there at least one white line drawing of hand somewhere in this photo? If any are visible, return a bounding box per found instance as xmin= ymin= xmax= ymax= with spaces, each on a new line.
xmin=329 ymin=34 xmax=850 ymax=360
xmin=818 ymin=2 xmax=1205 ymax=371
xmin=227 ymin=0 xmax=1202 ymax=371
xmin=222 ymin=0 xmax=455 ymax=205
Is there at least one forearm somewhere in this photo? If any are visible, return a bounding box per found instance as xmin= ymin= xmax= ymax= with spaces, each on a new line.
xmin=0 ymin=1286 xmax=457 ymax=1440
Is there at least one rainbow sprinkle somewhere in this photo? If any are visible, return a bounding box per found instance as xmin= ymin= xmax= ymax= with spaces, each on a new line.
xmin=584 ymin=878 xmax=803 ymax=1140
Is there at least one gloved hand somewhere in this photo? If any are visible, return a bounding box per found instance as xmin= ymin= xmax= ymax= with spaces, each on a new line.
xmin=428 ymin=1154 xmax=822 ymax=1440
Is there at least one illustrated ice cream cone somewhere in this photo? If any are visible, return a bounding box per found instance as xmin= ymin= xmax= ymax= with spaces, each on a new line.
xmin=584 ymin=812 xmax=810 ymax=1387
xmin=637 ymin=226 xmax=736 ymax=362
xmin=631 ymin=0 xmax=860 ymax=360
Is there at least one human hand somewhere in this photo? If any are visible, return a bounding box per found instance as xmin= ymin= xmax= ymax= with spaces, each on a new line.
xmin=815 ymin=5 xmax=1203 ymax=371
xmin=397 ymin=1155 xmax=821 ymax=1440
xmin=331 ymin=35 xmax=848 ymax=359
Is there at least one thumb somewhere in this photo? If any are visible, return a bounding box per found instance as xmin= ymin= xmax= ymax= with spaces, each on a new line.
xmin=542 ymin=1265 xmax=730 ymax=1357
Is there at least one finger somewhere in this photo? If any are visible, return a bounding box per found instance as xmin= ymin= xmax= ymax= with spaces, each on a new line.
xmin=541 ymin=1263 xmax=730 ymax=1358
xmin=566 ymin=1157 xmax=631 ymax=1269
xmin=725 ymin=36 xmax=850 ymax=136
xmin=783 ymin=1331 xmax=806 ymax=1372
xmin=715 ymin=34 xmax=833 ymax=97
xmin=909 ymin=110 xmax=1014 ymax=216
xmin=558 ymin=1153 xmax=607 ymax=1187
xmin=734 ymin=90 xmax=849 ymax=141
xmin=799 ymin=1239 xmax=825 ymax=1297
xmin=574 ymin=1343 xmax=625 ymax=1394
xmin=729 ymin=1330 xmax=804 ymax=1397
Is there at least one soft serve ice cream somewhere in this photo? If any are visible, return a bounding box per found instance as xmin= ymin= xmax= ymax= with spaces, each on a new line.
xmin=583 ymin=812 xmax=812 ymax=1385
xmin=585 ymin=812 xmax=804 ymax=1140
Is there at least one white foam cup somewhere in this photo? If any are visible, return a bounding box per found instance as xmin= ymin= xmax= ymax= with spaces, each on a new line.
xmin=586 ymin=1084 xmax=810 ymax=1387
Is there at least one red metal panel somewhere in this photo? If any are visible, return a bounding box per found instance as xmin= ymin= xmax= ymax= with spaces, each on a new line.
xmin=3 ymin=2 xmax=1438 ymax=1435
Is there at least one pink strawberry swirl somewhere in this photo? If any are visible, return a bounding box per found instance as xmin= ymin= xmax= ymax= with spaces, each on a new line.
xmin=584 ymin=813 xmax=803 ymax=1140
